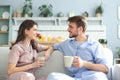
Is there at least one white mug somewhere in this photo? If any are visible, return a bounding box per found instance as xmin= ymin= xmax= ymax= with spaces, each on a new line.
xmin=64 ymin=56 xmax=74 ymax=67
xmin=37 ymin=56 xmax=45 ymax=61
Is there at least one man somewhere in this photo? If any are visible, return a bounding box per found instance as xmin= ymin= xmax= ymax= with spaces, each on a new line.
xmin=45 ymin=16 xmax=111 ymax=80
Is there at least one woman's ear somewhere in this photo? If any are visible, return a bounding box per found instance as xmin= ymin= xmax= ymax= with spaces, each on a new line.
xmin=25 ymin=29 xmax=29 ymax=35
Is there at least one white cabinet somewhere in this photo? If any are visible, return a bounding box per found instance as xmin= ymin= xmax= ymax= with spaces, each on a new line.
xmin=11 ymin=17 xmax=105 ymax=42
xmin=11 ymin=25 xmax=106 ymax=42
xmin=0 ymin=5 xmax=12 ymax=46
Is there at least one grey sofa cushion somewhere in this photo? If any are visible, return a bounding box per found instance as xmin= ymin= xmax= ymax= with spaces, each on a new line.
xmin=35 ymin=51 xmax=66 ymax=79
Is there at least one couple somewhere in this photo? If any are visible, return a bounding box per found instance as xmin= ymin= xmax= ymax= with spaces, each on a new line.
xmin=8 ymin=16 xmax=111 ymax=80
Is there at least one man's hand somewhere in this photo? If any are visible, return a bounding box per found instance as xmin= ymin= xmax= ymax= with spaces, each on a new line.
xmin=72 ymin=56 xmax=85 ymax=68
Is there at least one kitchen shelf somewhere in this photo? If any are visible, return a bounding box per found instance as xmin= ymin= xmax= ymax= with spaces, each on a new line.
xmin=13 ymin=17 xmax=103 ymax=26
xmin=13 ymin=17 xmax=57 ymax=26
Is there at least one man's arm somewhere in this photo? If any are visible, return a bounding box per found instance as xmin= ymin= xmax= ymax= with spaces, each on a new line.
xmin=73 ymin=56 xmax=108 ymax=74
xmin=84 ymin=61 xmax=108 ymax=73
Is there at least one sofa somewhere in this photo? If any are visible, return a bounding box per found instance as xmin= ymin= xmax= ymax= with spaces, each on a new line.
xmin=0 ymin=47 xmax=120 ymax=80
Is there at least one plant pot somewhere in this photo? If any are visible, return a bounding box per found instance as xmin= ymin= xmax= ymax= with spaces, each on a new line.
xmin=16 ymin=12 xmax=21 ymax=17
xmin=96 ymin=13 xmax=102 ymax=17
xmin=24 ymin=13 xmax=29 ymax=17
xmin=57 ymin=12 xmax=64 ymax=17
xmin=43 ymin=14 xmax=48 ymax=17
xmin=13 ymin=12 xmax=17 ymax=17
xmin=116 ymin=51 xmax=120 ymax=58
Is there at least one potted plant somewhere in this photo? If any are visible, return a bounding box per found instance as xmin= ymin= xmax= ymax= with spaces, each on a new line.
xmin=39 ymin=4 xmax=53 ymax=17
xmin=22 ymin=0 xmax=33 ymax=17
xmin=116 ymin=47 xmax=120 ymax=58
xmin=95 ymin=4 xmax=103 ymax=17
xmin=98 ymin=39 xmax=107 ymax=44
xmin=16 ymin=8 xmax=22 ymax=17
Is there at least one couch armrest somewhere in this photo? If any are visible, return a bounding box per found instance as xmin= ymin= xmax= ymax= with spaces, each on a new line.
xmin=112 ymin=64 xmax=120 ymax=80
xmin=0 ymin=47 xmax=9 ymax=80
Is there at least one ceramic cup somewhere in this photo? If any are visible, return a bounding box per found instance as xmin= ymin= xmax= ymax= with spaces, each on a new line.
xmin=64 ymin=56 xmax=74 ymax=67
xmin=37 ymin=56 xmax=45 ymax=61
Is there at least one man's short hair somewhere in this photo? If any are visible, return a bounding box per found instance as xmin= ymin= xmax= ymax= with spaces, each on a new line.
xmin=67 ymin=16 xmax=87 ymax=32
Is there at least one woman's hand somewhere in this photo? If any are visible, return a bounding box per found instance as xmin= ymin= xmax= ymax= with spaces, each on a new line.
xmin=44 ymin=46 xmax=54 ymax=60
xmin=72 ymin=56 xmax=85 ymax=68
xmin=32 ymin=60 xmax=45 ymax=68
xmin=44 ymin=52 xmax=50 ymax=60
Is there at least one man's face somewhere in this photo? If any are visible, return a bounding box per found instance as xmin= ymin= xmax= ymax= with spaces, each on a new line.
xmin=67 ymin=22 xmax=79 ymax=38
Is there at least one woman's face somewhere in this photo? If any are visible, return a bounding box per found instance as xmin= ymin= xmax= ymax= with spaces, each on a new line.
xmin=25 ymin=25 xmax=38 ymax=40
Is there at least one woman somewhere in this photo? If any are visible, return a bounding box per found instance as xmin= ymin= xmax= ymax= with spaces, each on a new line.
xmin=8 ymin=20 xmax=49 ymax=80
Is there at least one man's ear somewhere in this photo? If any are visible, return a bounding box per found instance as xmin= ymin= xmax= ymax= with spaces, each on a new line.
xmin=78 ymin=26 xmax=83 ymax=32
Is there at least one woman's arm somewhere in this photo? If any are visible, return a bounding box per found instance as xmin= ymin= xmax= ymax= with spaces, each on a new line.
xmin=37 ymin=43 xmax=53 ymax=52
xmin=44 ymin=46 xmax=54 ymax=60
xmin=8 ymin=60 xmax=45 ymax=75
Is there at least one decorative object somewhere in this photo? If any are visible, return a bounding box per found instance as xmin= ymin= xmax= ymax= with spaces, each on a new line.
xmin=57 ymin=12 xmax=64 ymax=17
xmin=22 ymin=0 xmax=33 ymax=17
xmin=16 ymin=8 xmax=22 ymax=17
xmin=1 ymin=25 xmax=8 ymax=31
xmin=69 ymin=12 xmax=75 ymax=17
xmin=82 ymin=11 xmax=89 ymax=17
xmin=2 ymin=12 xmax=9 ymax=18
xmin=116 ymin=47 xmax=120 ymax=58
xmin=39 ymin=4 xmax=53 ymax=17
xmin=95 ymin=4 xmax=103 ymax=17
xmin=98 ymin=38 xmax=107 ymax=44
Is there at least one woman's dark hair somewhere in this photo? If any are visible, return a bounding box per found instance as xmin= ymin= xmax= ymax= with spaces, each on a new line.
xmin=67 ymin=16 xmax=87 ymax=32
xmin=10 ymin=20 xmax=38 ymax=51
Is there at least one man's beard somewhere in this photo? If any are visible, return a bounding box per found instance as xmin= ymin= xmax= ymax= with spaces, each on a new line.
xmin=69 ymin=34 xmax=78 ymax=38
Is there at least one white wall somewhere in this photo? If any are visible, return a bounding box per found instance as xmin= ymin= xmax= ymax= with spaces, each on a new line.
xmin=0 ymin=0 xmax=120 ymax=57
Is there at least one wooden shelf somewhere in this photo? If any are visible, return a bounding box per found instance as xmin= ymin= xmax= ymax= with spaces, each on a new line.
xmin=0 ymin=18 xmax=9 ymax=20
xmin=0 ymin=44 xmax=9 ymax=47
xmin=0 ymin=31 xmax=8 ymax=34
